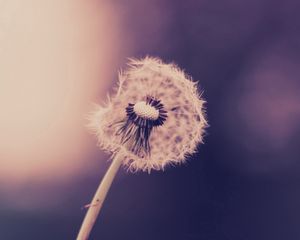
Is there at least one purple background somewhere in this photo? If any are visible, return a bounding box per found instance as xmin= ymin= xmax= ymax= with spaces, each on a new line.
xmin=1 ymin=0 xmax=300 ymax=239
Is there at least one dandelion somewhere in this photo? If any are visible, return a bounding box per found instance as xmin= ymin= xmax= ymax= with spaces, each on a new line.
xmin=77 ymin=57 xmax=207 ymax=240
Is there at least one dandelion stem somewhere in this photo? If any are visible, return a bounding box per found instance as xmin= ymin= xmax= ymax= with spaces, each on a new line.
xmin=76 ymin=153 xmax=123 ymax=240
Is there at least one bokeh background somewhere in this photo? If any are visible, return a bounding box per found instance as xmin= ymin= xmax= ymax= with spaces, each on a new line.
xmin=1 ymin=0 xmax=300 ymax=239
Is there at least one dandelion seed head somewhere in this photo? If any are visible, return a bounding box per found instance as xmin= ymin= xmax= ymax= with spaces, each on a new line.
xmin=89 ymin=57 xmax=207 ymax=172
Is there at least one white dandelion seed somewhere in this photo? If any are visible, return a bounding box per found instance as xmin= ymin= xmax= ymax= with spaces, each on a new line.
xmin=90 ymin=57 xmax=207 ymax=171
xmin=77 ymin=57 xmax=207 ymax=240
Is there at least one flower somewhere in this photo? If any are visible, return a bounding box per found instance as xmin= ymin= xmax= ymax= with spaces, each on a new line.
xmin=89 ymin=57 xmax=207 ymax=172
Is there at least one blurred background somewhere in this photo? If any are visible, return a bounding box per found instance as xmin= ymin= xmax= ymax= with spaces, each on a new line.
xmin=1 ymin=0 xmax=300 ymax=239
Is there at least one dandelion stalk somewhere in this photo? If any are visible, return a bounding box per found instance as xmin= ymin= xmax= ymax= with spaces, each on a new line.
xmin=76 ymin=153 xmax=123 ymax=240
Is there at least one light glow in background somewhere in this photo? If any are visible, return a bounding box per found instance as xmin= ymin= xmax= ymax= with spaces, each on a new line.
xmin=0 ymin=0 xmax=124 ymax=186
